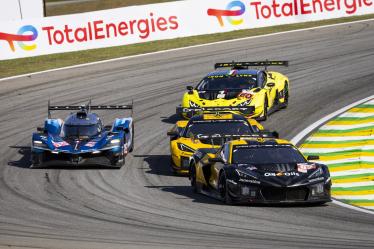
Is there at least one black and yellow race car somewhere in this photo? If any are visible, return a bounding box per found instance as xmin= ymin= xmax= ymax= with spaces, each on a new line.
xmin=167 ymin=113 xmax=264 ymax=174
xmin=189 ymin=136 xmax=331 ymax=205
xmin=177 ymin=61 xmax=289 ymax=120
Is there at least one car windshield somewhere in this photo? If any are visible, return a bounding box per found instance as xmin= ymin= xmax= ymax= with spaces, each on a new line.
xmin=184 ymin=121 xmax=253 ymax=137
xmin=63 ymin=124 xmax=100 ymax=138
xmin=232 ymin=146 xmax=306 ymax=164
xmin=196 ymin=75 xmax=257 ymax=91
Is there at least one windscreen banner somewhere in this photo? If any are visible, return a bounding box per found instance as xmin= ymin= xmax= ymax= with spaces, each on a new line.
xmin=0 ymin=0 xmax=372 ymax=60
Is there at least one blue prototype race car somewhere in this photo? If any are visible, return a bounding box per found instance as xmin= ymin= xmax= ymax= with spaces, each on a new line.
xmin=31 ymin=101 xmax=134 ymax=168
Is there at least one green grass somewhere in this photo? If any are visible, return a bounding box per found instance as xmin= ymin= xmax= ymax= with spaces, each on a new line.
xmin=1 ymin=14 xmax=374 ymax=79
xmin=45 ymin=0 xmax=173 ymax=16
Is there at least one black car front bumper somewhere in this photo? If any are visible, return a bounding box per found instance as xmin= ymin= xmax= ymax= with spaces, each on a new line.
xmin=226 ymin=181 xmax=331 ymax=204
xmin=32 ymin=150 xmax=122 ymax=167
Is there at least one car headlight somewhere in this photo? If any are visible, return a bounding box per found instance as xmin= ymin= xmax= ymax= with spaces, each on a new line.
xmin=189 ymin=101 xmax=200 ymax=108
xmin=238 ymin=99 xmax=252 ymax=107
xmin=235 ymin=169 xmax=260 ymax=184
xmin=308 ymin=167 xmax=323 ymax=179
xmin=311 ymin=183 xmax=324 ymax=196
xmin=110 ymin=139 xmax=121 ymax=145
xmin=177 ymin=143 xmax=195 ymax=153
xmin=103 ymin=139 xmax=121 ymax=149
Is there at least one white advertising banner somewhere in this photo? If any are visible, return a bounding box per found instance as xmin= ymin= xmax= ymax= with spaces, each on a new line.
xmin=0 ymin=0 xmax=44 ymax=21
xmin=0 ymin=0 xmax=373 ymax=60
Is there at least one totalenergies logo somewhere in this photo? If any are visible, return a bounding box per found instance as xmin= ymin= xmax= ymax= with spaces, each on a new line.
xmin=0 ymin=25 xmax=38 ymax=52
xmin=207 ymin=1 xmax=246 ymax=27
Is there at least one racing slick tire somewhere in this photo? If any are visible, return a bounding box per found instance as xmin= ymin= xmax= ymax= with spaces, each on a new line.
xmin=218 ymin=172 xmax=233 ymax=205
xmin=257 ymin=96 xmax=268 ymax=121
xmin=30 ymin=152 xmax=44 ymax=168
xmin=281 ymin=83 xmax=289 ymax=109
xmin=111 ymin=153 xmax=125 ymax=169
xmin=129 ymin=123 xmax=135 ymax=153
xmin=189 ymin=164 xmax=199 ymax=193
xmin=170 ymin=157 xmax=178 ymax=175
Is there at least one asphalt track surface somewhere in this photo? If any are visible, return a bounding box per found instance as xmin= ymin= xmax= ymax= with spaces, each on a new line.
xmin=0 ymin=20 xmax=374 ymax=249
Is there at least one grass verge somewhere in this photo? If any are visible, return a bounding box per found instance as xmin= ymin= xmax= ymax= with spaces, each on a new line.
xmin=1 ymin=14 xmax=373 ymax=79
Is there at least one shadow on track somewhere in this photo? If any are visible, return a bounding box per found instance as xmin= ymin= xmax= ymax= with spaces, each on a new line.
xmin=148 ymin=183 xmax=331 ymax=207
xmin=145 ymin=185 xmax=222 ymax=205
xmin=8 ymin=146 xmax=32 ymax=168
xmin=134 ymin=154 xmax=182 ymax=177
xmin=160 ymin=113 xmax=180 ymax=124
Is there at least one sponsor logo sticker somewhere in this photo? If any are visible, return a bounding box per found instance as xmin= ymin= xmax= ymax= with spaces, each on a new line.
xmin=0 ymin=25 xmax=38 ymax=52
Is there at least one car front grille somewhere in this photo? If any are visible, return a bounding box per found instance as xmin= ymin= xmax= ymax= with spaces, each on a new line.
xmin=261 ymin=186 xmax=308 ymax=202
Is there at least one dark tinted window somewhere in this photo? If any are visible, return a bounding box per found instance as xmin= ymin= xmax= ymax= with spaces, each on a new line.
xmin=196 ymin=75 xmax=257 ymax=91
xmin=232 ymin=146 xmax=306 ymax=164
xmin=184 ymin=121 xmax=252 ymax=137
xmin=63 ymin=124 xmax=100 ymax=138
xmin=258 ymin=72 xmax=267 ymax=88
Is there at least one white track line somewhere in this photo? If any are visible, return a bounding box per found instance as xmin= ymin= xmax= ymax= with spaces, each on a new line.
xmin=333 ymin=181 xmax=374 ymax=188
xmin=1 ymin=18 xmax=374 ymax=82
xmin=332 ymin=200 xmax=374 ymax=214
xmin=306 ymin=136 xmax=374 ymax=142
xmin=339 ymin=112 xmax=374 ymax=118
xmin=318 ymin=158 xmax=374 ymax=165
xmin=291 ymin=95 xmax=374 ymax=145
xmin=320 ymin=123 xmax=374 ymax=130
xmin=330 ymin=169 xmax=374 ymax=177
xmin=300 ymin=145 xmax=374 ymax=154
xmin=292 ymin=95 xmax=374 ymax=215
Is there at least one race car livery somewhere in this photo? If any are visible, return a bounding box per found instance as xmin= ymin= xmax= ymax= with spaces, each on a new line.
xmin=167 ymin=113 xmax=265 ymax=174
xmin=177 ymin=61 xmax=289 ymax=120
xmin=31 ymin=101 xmax=134 ymax=168
xmin=189 ymin=137 xmax=331 ymax=204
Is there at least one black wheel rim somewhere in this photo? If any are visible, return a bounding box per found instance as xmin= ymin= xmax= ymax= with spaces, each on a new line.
xmin=191 ymin=166 xmax=196 ymax=187
xmin=284 ymin=85 xmax=289 ymax=104
xmin=219 ymin=174 xmax=226 ymax=198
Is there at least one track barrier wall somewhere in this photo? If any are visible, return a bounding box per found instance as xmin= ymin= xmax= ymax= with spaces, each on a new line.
xmin=0 ymin=0 xmax=373 ymax=60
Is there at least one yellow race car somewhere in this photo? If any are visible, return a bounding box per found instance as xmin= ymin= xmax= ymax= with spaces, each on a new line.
xmin=189 ymin=136 xmax=331 ymax=205
xmin=176 ymin=61 xmax=289 ymax=120
xmin=166 ymin=112 xmax=265 ymax=174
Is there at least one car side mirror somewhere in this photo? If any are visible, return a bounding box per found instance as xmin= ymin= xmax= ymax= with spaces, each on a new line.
xmin=271 ymin=131 xmax=279 ymax=138
xmin=252 ymin=88 xmax=261 ymax=93
xmin=307 ymin=155 xmax=320 ymax=161
xmin=123 ymin=127 xmax=130 ymax=133
xmin=167 ymin=130 xmax=178 ymax=137
xmin=208 ymin=157 xmax=224 ymax=163
xmin=186 ymin=86 xmax=194 ymax=94
xmin=266 ymin=82 xmax=275 ymax=87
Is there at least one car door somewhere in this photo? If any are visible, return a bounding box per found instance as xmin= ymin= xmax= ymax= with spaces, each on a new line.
xmin=259 ymin=71 xmax=276 ymax=108
xmin=209 ymin=143 xmax=229 ymax=190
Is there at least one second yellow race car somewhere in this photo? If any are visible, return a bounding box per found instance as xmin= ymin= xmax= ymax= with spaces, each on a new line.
xmin=167 ymin=112 xmax=267 ymax=175
xmin=176 ymin=61 xmax=289 ymax=121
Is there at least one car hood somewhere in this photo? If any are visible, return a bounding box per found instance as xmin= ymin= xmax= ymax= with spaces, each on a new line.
xmin=48 ymin=134 xmax=109 ymax=153
xmin=235 ymin=162 xmax=326 ymax=187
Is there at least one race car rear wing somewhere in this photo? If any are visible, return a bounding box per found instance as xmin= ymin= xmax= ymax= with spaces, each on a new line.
xmin=214 ymin=60 xmax=289 ymax=70
xmin=191 ymin=131 xmax=279 ymax=146
xmin=47 ymin=100 xmax=133 ymax=118
xmin=176 ymin=106 xmax=254 ymax=117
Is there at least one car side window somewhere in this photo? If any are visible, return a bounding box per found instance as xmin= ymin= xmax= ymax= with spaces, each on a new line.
xmin=220 ymin=144 xmax=230 ymax=163
xmin=257 ymin=71 xmax=267 ymax=88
